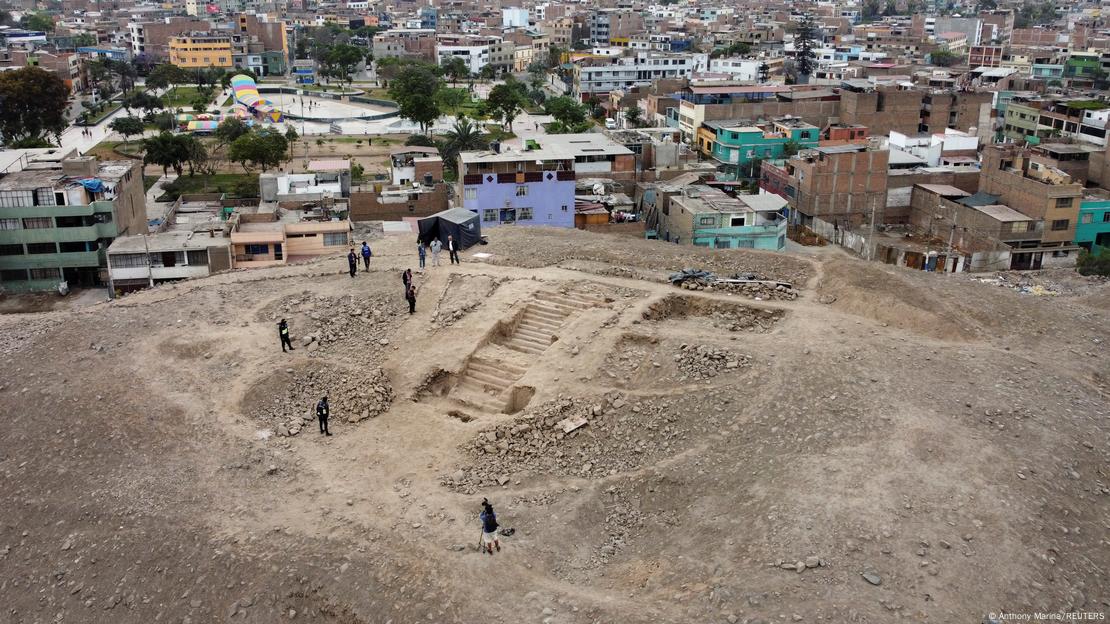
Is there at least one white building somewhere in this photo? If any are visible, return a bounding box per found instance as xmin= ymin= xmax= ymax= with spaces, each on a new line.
xmin=107 ymin=230 xmax=230 ymax=292
xmin=436 ymin=35 xmax=504 ymax=75
xmin=574 ymin=51 xmax=708 ymax=97
xmin=707 ymin=58 xmax=761 ymax=81
xmin=1079 ymin=108 xmax=1110 ymax=147
xmin=888 ymin=128 xmax=980 ymax=166
xmin=502 ymin=7 xmax=529 ymax=28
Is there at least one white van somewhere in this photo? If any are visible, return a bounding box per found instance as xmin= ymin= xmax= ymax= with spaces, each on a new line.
xmin=604 ymin=118 xmax=617 ymax=129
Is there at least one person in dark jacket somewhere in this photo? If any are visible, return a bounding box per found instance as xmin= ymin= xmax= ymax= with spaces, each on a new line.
xmin=402 ymin=268 xmax=412 ymax=290
xmin=405 ymin=283 xmax=417 ymax=314
xmin=447 ymin=235 xmax=460 ymax=264
xmin=417 ymin=241 xmax=426 ymax=269
xmin=361 ymin=241 xmax=372 ymax=271
xmin=316 ymin=396 xmax=331 ymax=436
xmin=479 ymin=498 xmax=500 ymax=554
xmin=278 ymin=318 xmax=294 ymax=352
xmin=346 ymin=249 xmax=357 ymax=277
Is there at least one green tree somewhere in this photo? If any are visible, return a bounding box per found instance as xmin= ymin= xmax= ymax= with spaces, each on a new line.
xmin=228 ymin=129 xmax=289 ymax=172
xmin=151 ymin=112 xmax=175 ymax=131
xmin=439 ymin=117 xmax=488 ymax=172
xmin=1076 ymin=248 xmax=1110 ymax=276
xmin=623 ymin=104 xmax=643 ymax=128
xmin=285 ymin=126 xmax=299 ymax=143
xmin=143 ymin=132 xmax=188 ymax=176
xmin=487 ymin=77 xmax=528 ymax=132
xmin=794 ymin=13 xmax=818 ymax=81
xmin=545 ymin=46 xmax=565 ymax=69
xmin=220 ymin=68 xmax=256 ymax=88
xmin=73 ymin=33 xmax=96 ymax=47
xmin=544 ymin=96 xmax=587 ymax=127
xmin=21 ymin=12 xmax=54 ymax=33
xmin=0 ymin=67 xmax=69 ymax=147
xmin=404 ymin=134 xmax=438 ymax=147
xmin=781 ymin=139 xmax=802 ymax=158
xmin=441 ymin=56 xmax=469 ymax=86
xmin=388 ymin=64 xmax=442 ymax=134
xmin=146 ymin=64 xmax=188 ymax=100
xmin=109 ymin=116 xmax=144 ymax=146
xmin=478 ymin=64 xmax=497 ymax=81
xmin=178 ymin=134 xmax=209 ymax=176
xmin=435 ymin=86 xmax=467 ymax=112
xmin=215 ymin=117 xmax=249 ymax=146
xmin=324 ymin=43 xmax=366 ymax=86
xmin=758 ymin=62 xmax=771 ymax=82
xmin=192 ymin=96 xmax=210 ymax=113
xmin=930 ymin=50 xmax=959 ymax=67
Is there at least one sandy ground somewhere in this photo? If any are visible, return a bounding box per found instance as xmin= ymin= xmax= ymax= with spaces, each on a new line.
xmin=0 ymin=227 xmax=1107 ymax=624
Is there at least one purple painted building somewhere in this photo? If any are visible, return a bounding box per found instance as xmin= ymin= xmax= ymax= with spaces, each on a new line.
xmin=458 ymin=145 xmax=577 ymax=227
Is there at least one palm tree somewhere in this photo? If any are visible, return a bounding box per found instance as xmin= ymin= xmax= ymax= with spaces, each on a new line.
xmin=441 ymin=117 xmax=488 ymax=172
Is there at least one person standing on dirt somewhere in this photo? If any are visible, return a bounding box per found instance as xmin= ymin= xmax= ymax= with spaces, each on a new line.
xmin=405 ymin=282 xmax=417 ymax=314
xmin=417 ymin=241 xmax=426 ymax=270
xmin=278 ymin=319 xmax=294 ymax=352
xmin=361 ymin=241 xmax=372 ymax=271
xmin=430 ymin=239 xmax=442 ymax=267
xmin=447 ymin=235 xmax=461 ymax=265
xmin=347 ymin=249 xmax=357 ymax=278
xmin=402 ymin=268 xmax=413 ymax=291
xmin=316 ymin=396 xmax=331 ymax=436
xmin=479 ymin=498 xmax=500 ymax=555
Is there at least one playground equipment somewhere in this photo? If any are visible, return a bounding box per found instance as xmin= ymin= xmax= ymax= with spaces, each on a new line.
xmin=230 ymin=74 xmax=284 ymax=123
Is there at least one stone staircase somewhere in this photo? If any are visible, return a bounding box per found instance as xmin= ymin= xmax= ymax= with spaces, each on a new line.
xmin=448 ymin=288 xmax=608 ymax=413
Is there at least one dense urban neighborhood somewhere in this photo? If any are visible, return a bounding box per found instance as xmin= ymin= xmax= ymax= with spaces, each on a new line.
xmin=0 ymin=0 xmax=1108 ymax=620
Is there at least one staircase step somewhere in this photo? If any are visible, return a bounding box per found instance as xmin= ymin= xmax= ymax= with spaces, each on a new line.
xmin=520 ymin=314 xmax=562 ymax=330
xmin=456 ymin=378 xmax=502 ymax=396
xmin=508 ymin=333 xmax=549 ymax=348
xmin=514 ymin=326 xmax=553 ymax=342
xmin=534 ymin=292 xmax=591 ymax=310
xmin=517 ymin=320 xmax=556 ymax=334
xmin=530 ymin=298 xmax=577 ymax=314
xmin=524 ymin=305 xmax=566 ymax=321
xmin=465 ymin=369 xmax=513 ymax=389
xmin=559 ymin=291 xmax=607 ymax=306
xmin=469 ymin=358 xmax=527 ymax=377
xmin=505 ymin=342 xmax=545 ymax=355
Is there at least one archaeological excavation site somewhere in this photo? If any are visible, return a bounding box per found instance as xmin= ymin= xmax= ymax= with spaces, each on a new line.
xmin=0 ymin=226 xmax=1106 ymax=623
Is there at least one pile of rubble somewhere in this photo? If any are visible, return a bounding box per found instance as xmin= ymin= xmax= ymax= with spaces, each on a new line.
xmin=267 ymin=293 xmax=401 ymax=355
xmin=669 ymin=268 xmax=799 ymax=300
xmin=251 ymin=363 xmax=393 ymax=437
xmin=674 ymin=343 xmax=750 ymax=379
xmin=443 ymin=393 xmax=691 ymax=493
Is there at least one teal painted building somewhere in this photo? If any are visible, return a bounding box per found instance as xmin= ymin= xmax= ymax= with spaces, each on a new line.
xmin=657 ymin=184 xmax=788 ymax=251
xmin=1076 ymin=198 xmax=1110 ymax=253
xmin=0 ymin=154 xmax=147 ymax=293
xmin=703 ymin=117 xmax=820 ymax=174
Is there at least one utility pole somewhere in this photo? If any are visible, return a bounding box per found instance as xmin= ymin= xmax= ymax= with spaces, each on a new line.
xmin=867 ymin=195 xmax=877 ymax=261
xmin=946 ymin=210 xmax=958 ymax=273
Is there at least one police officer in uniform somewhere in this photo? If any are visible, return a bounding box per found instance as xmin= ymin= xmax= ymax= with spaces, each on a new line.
xmin=278 ymin=319 xmax=294 ymax=352
xmin=316 ymin=396 xmax=331 ymax=436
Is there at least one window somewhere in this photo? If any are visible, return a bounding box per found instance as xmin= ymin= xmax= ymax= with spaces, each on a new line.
xmin=515 ymin=185 xmax=528 ymax=197
xmin=110 ymin=253 xmax=148 ymax=268
xmin=245 ymin=244 xmax=270 ymax=255
xmin=483 ymin=209 xmax=498 ymax=222
xmin=22 ymin=217 xmax=53 ymax=229
xmin=1081 ymin=213 xmax=1093 ymax=224
xmin=29 ymin=267 xmax=60 ymax=280
xmin=561 ymin=205 xmax=568 ymax=212
xmin=698 ymin=216 xmax=715 ymax=226
xmin=1103 ymin=212 xmax=1110 ymax=223
xmin=1055 ymin=197 xmax=1073 ymax=209
xmin=0 ymin=269 xmax=28 ymax=281
xmin=1011 ymin=221 xmax=1030 ymax=233
xmin=464 ymin=187 xmax=476 ymax=200
xmin=0 ymin=243 xmax=22 ymax=255
xmin=714 ymin=239 xmax=730 ymax=249
xmin=518 ymin=207 xmax=534 ymax=220
xmin=322 ymin=233 xmax=347 ymax=246
xmin=59 ymin=241 xmax=94 ymax=253
xmin=1051 ymin=219 xmax=1069 ymax=231
xmin=0 ymin=218 xmax=19 ymax=230
xmin=187 ymin=250 xmax=208 ymax=266
xmin=26 ymin=242 xmax=57 ymax=254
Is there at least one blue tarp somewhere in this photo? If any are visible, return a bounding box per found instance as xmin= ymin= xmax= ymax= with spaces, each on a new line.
xmin=79 ymin=178 xmax=105 ymax=193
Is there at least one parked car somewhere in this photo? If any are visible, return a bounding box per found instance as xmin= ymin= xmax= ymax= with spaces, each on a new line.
xmin=604 ymin=117 xmax=617 ymax=129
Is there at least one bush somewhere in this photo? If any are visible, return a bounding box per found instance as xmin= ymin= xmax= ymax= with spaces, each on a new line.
xmin=1076 ymin=248 xmax=1110 ymax=276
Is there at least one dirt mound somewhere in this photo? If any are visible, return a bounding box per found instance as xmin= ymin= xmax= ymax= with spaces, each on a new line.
xmin=242 ymin=361 xmax=393 ymax=437
xmin=642 ymin=294 xmax=785 ymax=332
xmin=429 ymin=274 xmax=502 ymax=328
xmin=481 ymin=226 xmax=812 ymax=286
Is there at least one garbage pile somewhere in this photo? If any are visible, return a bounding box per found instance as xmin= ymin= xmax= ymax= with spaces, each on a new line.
xmin=668 ymin=268 xmax=799 ymax=301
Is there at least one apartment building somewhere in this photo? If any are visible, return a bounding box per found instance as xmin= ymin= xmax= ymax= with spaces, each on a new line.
xmin=128 ymin=18 xmax=209 ymax=61
xmin=435 ymin=34 xmax=510 ymax=75
xmin=169 ymin=32 xmax=234 ymax=68
xmin=457 ymin=143 xmax=576 ymax=229
xmin=574 ymin=51 xmax=707 ymax=100
xmin=372 ymin=28 xmax=436 ymax=63
xmin=0 ymin=152 xmax=146 ymax=293
xmin=770 ymin=145 xmax=890 ymax=228
xmin=698 ymin=117 xmax=820 ymax=174
xmin=980 ymin=144 xmax=1084 ymax=248
xmin=588 ymin=9 xmax=643 ymax=45
xmin=653 ymin=183 xmax=787 ymax=250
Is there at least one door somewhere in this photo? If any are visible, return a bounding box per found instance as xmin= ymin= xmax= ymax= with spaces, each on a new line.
xmin=274 ymin=244 xmax=283 ymax=260
xmin=162 ymin=252 xmax=176 ymax=267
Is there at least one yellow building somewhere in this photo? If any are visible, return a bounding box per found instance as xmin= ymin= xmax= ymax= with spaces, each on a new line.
xmin=169 ymin=33 xmax=234 ymax=68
